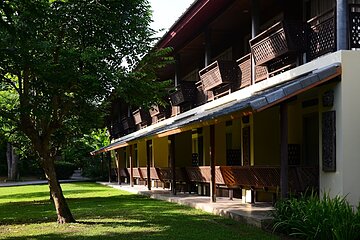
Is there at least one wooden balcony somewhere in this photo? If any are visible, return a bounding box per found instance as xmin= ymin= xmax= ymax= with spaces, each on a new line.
xmin=199 ymin=60 xmax=238 ymax=91
xmin=111 ymin=121 xmax=123 ymax=138
xmin=307 ymin=9 xmax=336 ymax=61
xmin=250 ymin=20 xmax=308 ymax=67
xmin=121 ymin=116 xmax=135 ymax=131
xmin=132 ymin=108 xmax=150 ymax=126
xmin=195 ymin=80 xmax=214 ymax=105
xmin=236 ymin=53 xmax=268 ymax=86
xmin=169 ymin=81 xmax=197 ymax=106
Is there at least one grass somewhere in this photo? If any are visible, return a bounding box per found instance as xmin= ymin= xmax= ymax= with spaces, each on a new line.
xmin=0 ymin=182 xmax=279 ymax=240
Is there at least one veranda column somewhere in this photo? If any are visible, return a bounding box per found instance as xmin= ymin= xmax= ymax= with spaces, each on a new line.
xmin=169 ymin=135 xmax=176 ymax=195
xmin=146 ymin=140 xmax=152 ymax=190
xmin=280 ymin=103 xmax=289 ymax=198
xmin=116 ymin=150 xmax=121 ymax=185
xmin=337 ymin=0 xmax=348 ymax=50
xmin=210 ymin=124 xmax=216 ymax=203
xmin=251 ymin=0 xmax=260 ymax=84
xmin=107 ymin=151 xmax=112 ymax=183
xmin=129 ymin=145 xmax=134 ymax=187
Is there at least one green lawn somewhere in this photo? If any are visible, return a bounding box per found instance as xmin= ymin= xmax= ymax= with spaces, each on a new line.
xmin=0 ymin=182 xmax=279 ymax=240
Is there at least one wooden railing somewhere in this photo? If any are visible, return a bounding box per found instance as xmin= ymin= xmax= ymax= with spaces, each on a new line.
xmin=199 ymin=60 xmax=238 ymax=91
xmin=169 ymin=81 xmax=197 ymax=106
xmin=307 ymin=8 xmax=336 ymax=61
xmin=250 ymin=20 xmax=308 ymax=66
xmin=125 ymin=165 xmax=317 ymax=194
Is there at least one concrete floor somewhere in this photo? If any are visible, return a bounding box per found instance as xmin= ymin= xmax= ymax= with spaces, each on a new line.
xmin=99 ymin=182 xmax=275 ymax=229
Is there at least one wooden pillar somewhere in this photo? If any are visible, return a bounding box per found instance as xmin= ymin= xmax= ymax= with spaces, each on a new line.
xmin=169 ymin=135 xmax=177 ymax=195
xmin=251 ymin=0 xmax=260 ymax=85
xmin=116 ymin=151 xmax=121 ymax=185
xmin=280 ymin=103 xmax=289 ymax=199
xmin=205 ymin=28 xmax=211 ymax=67
xmin=107 ymin=151 xmax=111 ymax=183
xmin=174 ymin=54 xmax=180 ymax=86
xmin=129 ymin=145 xmax=134 ymax=187
xmin=210 ymin=125 xmax=216 ymax=203
xmin=337 ymin=0 xmax=348 ymax=50
xmin=146 ymin=140 xmax=152 ymax=190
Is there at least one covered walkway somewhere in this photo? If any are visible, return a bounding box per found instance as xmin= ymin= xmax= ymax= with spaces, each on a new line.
xmin=99 ymin=181 xmax=274 ymax=230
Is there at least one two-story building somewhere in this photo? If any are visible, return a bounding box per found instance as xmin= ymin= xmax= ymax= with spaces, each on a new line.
xmin=92 ymin=0 xmax=360 ymax=206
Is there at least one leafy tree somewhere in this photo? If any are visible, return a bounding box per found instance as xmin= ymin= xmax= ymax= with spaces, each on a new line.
xmin=0 ymin=0 xmax=172 ymax=223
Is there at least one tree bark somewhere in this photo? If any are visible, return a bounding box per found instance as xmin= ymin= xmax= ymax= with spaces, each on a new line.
xmin=42 ymin=156 xmax=75 ymax=223
xmin=6 ymin=142 xmax=19 ymax=181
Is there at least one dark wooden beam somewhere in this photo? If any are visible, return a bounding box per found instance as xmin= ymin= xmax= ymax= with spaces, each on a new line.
xmin=129 ymin=145 xmax=134 ymax=187
xmin=169 ymin=135 xmax=176 ymax=195
xmin=280 ymin=103 xmax=288 ymax=199
xmin=210 ymin=125 xmax=216 ymax=203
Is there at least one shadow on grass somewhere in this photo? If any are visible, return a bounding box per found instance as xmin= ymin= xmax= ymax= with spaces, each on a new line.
xmin=0 ymin=184 xmax=279 ymax=240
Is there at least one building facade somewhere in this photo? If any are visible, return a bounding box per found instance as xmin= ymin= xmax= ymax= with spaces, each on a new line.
xmin=92 ymin=0 xmax=360 ymax=206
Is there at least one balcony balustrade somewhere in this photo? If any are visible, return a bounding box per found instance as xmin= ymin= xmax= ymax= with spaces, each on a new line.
xmin=169 ymin=81 xmax=197 ymax=106
xmin=307 ymin=9 xmax=336 ymax=61
xmin=121 ymin=116 xmax=135 ymax=132
xmin=132 ymin=108 xmax=150 ymax=126
xmin=250 ymin=20 xmax=308 ymax=67
xmin=199 ymin=60 xmax=238 ymax=91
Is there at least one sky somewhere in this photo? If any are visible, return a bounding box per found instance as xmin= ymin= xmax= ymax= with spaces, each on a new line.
xmin=149 ymin=0 xmax=195 ymax=38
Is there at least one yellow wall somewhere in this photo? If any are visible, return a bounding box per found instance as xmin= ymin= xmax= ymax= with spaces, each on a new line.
xmin=175 ymin=131 xmax=192 ymax=167
xmin=137 ymin=140 xmax=147 ymax=167
xmin=215 ymin=122 xmax=226 ymax=165
xmin=153 ymin=137 xmax=169 ymax=167
xmin=253 ymin=107 xmax=280 ymax=165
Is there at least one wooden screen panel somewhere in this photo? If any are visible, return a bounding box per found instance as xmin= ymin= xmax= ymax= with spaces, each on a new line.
xmin=242 ymin=126 xmax=251 ymax=166
xmin=322 ymin=111 xmax=336 ymax=172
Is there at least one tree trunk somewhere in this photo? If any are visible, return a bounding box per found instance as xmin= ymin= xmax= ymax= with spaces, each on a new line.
xmin=42 ymin=157 xmax=75 ymax=223
xmin=6 ymin=142 xmax=19 ymax=181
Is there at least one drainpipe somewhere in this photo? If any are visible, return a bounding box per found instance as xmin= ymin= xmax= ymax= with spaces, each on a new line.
xmin=337 ymin=0 xmax=348 ymax=50
xmin=251 ymin=0 xmax=260 ymax=85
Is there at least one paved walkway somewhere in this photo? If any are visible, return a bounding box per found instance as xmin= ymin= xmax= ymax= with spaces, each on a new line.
xmin=99 ymin=182 xmax=275 ymax=229
xmin=0 ymin=170 xmax=91 ymax=187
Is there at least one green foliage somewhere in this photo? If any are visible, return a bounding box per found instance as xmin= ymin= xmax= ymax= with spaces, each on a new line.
xmin=0 ymin=0 xmax=172 ymax=162
xmin=55 ymin=161 xmax=76 ymax=180
xmin=272 ymin=192 xmax=360 ymax=240
xmin=0 ymin=183 xmax=278 ymax=239
xmin=62 ymin=128 xmax=110 ymax=180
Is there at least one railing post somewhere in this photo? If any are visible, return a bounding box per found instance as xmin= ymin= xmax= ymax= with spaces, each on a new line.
xmin=210 ymin=125 xmax=216 ymax=203
xmin=280 ymin=103 xmax=289 ymax=199
xmin=337 ymin=0 xmax=348 ymax=50
xmin=129 ymin=145 xmax=134 ymax=187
